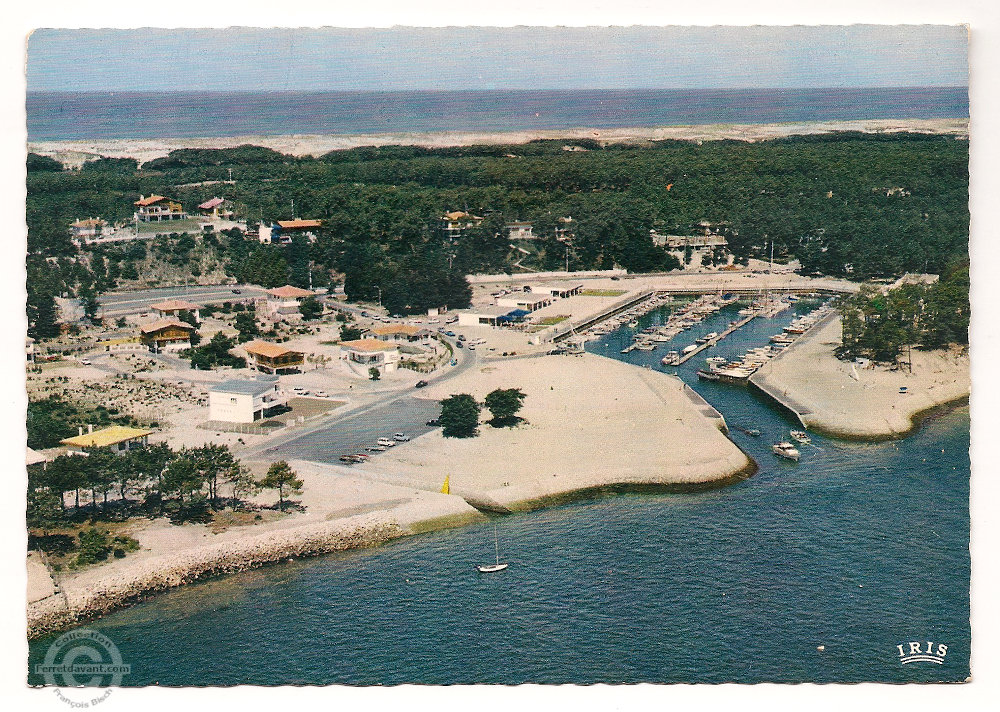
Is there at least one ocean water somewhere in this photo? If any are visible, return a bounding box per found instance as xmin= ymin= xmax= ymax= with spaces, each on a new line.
xmin=26 ymin=87 xmax=969 ymax=141
xmin=27 ymin=300 xmax=971 ymax=685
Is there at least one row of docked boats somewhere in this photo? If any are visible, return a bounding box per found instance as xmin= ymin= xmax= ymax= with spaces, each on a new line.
xmin=625 ymin=293 xmax=738 ymax=354
xmin=582 ymin=293 xmax=674 ymax=341
xmin=696 ymin=301 xmax=835 ymax=385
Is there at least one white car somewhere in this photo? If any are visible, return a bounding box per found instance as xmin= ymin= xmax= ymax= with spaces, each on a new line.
xmin=79 ymin=359 xmax=92 ymax=366
xmin=313 ymin=390 xmax=328 ymax=398
xmin=393 ymin=433 xmax=410 ymax=442
xmin=377 ymin=437 xmax=397 ymax=447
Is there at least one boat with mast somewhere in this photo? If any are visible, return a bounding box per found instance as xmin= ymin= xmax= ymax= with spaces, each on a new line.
xmin=476 ymin=524 xmax=508 ymax=573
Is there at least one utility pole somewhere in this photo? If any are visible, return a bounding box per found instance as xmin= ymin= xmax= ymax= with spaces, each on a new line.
xmin=565 ymin=244 xmax=570 ymax=273
xmin=372 ymin=285 xmax=382 ymax=307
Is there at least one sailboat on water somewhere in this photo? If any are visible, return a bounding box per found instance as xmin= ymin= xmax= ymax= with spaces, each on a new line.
xmin=476 ymin=524 xmax=508 ymax=573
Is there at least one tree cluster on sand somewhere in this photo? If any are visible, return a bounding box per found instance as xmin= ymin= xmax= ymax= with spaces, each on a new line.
xmin=837 ymin=264 xmax=969 ymax=363
xmin=438 ymin=388 xmax=527 ymax=438
xmin=28 ymin=443 xmax=304 ymax=565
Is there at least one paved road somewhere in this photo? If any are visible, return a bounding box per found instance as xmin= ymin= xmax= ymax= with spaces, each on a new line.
xmin=98 ymin=284 xmax=269 ymax=316
xmin=250 ymin=342 xmax=478 ymax=466
xmin=255 ymin=393 xmax=443 ymax=465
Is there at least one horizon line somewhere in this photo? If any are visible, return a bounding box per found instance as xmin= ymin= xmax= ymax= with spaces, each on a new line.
xmin=27 ymin=85 xmax=970 ymax=94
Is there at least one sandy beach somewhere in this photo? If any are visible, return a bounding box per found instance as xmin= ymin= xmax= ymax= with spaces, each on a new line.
xmin=750 ymin=316 xmax=970 ymax=440
xmin=28 ymin=118 xmax=968 ymax=168
xmin=372 ymin=353 xmax=754 ymax=511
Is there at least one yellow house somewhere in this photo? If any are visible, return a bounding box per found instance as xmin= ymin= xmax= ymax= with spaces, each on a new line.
xmin=244 ymin=340 xmax=305 ymax=374
xmin=60 ymin=425 xmax=153 ymax=455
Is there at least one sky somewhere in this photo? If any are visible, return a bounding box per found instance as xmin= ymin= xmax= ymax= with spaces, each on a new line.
xmin=26 ymin=25 xmax=968 ymax=92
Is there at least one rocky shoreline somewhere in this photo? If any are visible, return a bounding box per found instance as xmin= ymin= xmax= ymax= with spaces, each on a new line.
xmin=27 ymin=514 xmax=403 ymax=640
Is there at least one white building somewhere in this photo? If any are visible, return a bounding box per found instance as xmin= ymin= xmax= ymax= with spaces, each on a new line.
xmin=208 ymin=377 xmax=284 ymax=423
xmin=531 ymin=283 xmax=583 ymax=299
xmin=339 ymin=339 xmax=401 ymax=374
xmin=495 ymin=294 xmax=552 ymax=312
xmin=506 ymin=221 xmax=535 ymax=240
xmin=265 ymin=285 xmax=315 ymax=316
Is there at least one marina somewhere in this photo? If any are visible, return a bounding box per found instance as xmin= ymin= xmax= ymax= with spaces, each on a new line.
xmin=27 ymin=289 xmax=971 ymax=686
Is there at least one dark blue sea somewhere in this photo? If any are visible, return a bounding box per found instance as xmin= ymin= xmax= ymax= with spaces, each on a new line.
xmin=26 ymin=87 xmax=969 ymax=141
xmin=27 ymin=300 xmax=970 ymax=685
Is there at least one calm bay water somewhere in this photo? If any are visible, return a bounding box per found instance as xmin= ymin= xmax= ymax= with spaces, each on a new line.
xmin=26 ymin=87 xmax=969 ymax=141
xmin=27 ymin=300 xmax=970 ymax=684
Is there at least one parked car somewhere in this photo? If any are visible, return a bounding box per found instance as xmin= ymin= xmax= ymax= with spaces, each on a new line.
xmin=450 ymin=359 xmax=458 ymax=366
xmin=456 ymin=341 xmax=463 ymax=349
xmin=467 ymin=345 xmax=476 ymax=351
xmin=445 ymin=331 xmax=456 ymax=337
xmin=366 ymin=445 xmax=386 ymax=452
xmin=352 ymin=453 xmax=370 ymax=461
xmin=291 ymin=387 xmax=308 ymax=395
xmin=79 ymin=359 xmax=92 ymax=366
xmin=377 ymin=437 xmax=397 ymax=447
xmin=393 ymin=433 xmax=410 ymax=442
xmin=426 ymin=418 xmax=440 ymax=426
xmin=313 ymin=390 xmax=328 ymax=398
xmin=458 ymin=335 xmax=466 ymax=341
xmin=232 ymin=288 xmax=242 ymax=294
xmin=339 ymin=455 xmax=356 ymax=463
xmin=415 ymin=380 xmax=429 ymax=388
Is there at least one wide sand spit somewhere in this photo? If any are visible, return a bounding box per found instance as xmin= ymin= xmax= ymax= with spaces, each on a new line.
xmin=29 ymin=118 xmax=968 ymax=168
xmin=750 ymin=315 xmax=969 ymax=439
xmin=28 ymin=355 xmax=753 ymax=638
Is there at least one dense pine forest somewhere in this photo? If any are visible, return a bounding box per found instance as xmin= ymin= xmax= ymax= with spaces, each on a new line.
xmin=26 ymin=132 xmax=969 ymax=331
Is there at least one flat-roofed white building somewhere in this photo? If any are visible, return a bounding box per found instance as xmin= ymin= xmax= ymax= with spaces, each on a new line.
xmin=531 ymin=283 xmax=583 ymax=299
xmin=495 ymin=294 xmax=552 ymax=312
xmin=208 ymin=377 xmax=283 ymax=423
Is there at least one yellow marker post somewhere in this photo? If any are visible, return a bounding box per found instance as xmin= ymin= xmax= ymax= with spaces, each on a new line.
xmin=441 ymin=476 xmax=450 ymax=494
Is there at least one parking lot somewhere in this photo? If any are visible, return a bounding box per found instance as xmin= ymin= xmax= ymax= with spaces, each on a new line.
xmin=255 ymin=394 xmax=442 ymax=465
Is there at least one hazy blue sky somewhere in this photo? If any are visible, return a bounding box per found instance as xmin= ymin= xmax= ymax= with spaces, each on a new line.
xmin=27 ymin=25 xmax=968 ymax=92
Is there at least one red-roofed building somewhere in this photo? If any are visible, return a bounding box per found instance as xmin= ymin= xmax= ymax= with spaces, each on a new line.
xmin=265 ymin=285 xmax=315 ymax=316
xmin=339 ymin=339 xmax=400 ymax=374
xmin=197 ymin=197 xmax=232 ymax=218
xmin=150 ymin=299 xmax=201 ymax=323
xmin=134 ymin=195 xmax=188 ymax=222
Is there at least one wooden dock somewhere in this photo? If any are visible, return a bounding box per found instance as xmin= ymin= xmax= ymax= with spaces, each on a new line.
xmin=676 ymin=313 xmax=756 ymax=365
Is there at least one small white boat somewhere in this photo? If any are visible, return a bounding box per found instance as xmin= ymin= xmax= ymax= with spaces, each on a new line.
xmin=705 ymin=356 xmax=728 ymax=365
xmin=476 ymin=525 xmax=508 ymax=573
xmin=772 ymin=441 xmax=801 ymax=461
xmin=682 ymin=344 xmax=698 ymax=355
xmin=790 ymin=430 xmax=811 ymax=444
